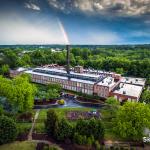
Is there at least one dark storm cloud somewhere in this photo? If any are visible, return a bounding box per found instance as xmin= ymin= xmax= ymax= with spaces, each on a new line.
xmin=47 ymin=0 xmax=150 ymax=16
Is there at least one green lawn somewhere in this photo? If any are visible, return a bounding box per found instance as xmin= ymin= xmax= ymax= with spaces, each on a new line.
xmin=34 ymin=109 xmax=47 ymax=133
xmin=17 ymin=122 xmax=32 ymax=134
xmin=0 ymin=141 xmax=36 ymax=150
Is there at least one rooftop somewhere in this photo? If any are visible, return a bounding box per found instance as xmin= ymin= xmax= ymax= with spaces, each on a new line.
xmin=25 ymin=70 xmax=95 ymax=85
xmin=121 ymin=77 xmax=146 ymax=86
xmin=97 ymin=76 xmax=116 ymax=87
xmin=113 ymin=83 xmax=143 ymax=98
xmin=33 ymin=67 xmax=103 ymax=82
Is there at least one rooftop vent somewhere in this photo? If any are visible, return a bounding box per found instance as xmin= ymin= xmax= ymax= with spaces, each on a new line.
xmin=123 ymin=91 xmax=126 ymax=94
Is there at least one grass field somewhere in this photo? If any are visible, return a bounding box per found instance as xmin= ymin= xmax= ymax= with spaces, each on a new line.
xmin=17 ymin=122 xmax=32 ymax=134
xmin=0 ymin=141 xmax=36 ymax=150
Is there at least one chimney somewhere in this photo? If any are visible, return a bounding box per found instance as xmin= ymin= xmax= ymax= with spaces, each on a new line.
xmin=66 ymin=45 xmax=70 ymax=74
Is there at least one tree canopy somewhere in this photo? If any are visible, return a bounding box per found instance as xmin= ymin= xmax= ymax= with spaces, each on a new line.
xmin=141 ymin=90 xmax=150 ymax=104
xmin=0 ymin=75 xmax=37 ymax=112
xmin=113 ymin=102 xmax=150 ymax=140
xmin=0 ymin=115 xmax=18 ymax=144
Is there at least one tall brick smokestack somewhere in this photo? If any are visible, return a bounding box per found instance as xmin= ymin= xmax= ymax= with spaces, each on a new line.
xmin=66 ymin=45 xmax=70 ymax=74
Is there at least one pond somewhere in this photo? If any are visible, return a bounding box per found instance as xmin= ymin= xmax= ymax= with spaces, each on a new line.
xmin=34 ymin=97 xmax=105 ymax=109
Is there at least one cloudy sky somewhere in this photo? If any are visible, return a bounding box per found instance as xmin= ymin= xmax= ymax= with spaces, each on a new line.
xmin=0 ymin=0 xmax=150 ymax=45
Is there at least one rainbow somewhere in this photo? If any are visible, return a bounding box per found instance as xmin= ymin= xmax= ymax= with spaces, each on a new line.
xmin=57 ymin=18 xmax=69 ymax=45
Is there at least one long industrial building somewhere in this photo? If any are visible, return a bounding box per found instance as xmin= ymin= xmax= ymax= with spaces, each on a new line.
xmin=10 ymin=65 xmax=146 ymax=102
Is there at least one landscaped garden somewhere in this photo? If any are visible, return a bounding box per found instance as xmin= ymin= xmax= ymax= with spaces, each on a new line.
xmin=0 ymin=75 xmax=150 ymax=150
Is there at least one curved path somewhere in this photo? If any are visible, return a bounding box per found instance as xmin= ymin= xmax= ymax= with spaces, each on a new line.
xmin=28 ymin=109 xmax=40 ymax=141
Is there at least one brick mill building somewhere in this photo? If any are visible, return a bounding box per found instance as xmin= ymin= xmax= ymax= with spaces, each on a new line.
xmin=10 ymin=65 xmax=145 ymax=102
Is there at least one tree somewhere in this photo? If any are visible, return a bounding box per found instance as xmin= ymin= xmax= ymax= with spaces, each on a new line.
xmin=113 ymin=102 xmax=150 ymax=140
xmin=47 ymin=83 xmax=62 ymax=93
xmin=0 ymin=75 xmax=37 ymax=112
xmin=45 ymin=109 xmax=59 ymax=137
xmin=55 ymin=118 xmax=73 ymax=141
xmin=1 ymin=64 xmax=9 ymax=76
xmin=115 ymin=68 xmax=124 ymax=75
xmin=46 ymin=89 xmax=60 ymax=100
xmin=141 ymin=90 xmax=150 ymax=104
xmin=75 ymin=118 xmax=104 ymax=140
xmin=19 ymin=54 xmax=31 ymax=67
xmin=105 ymin=97 xmax=120 ymax=117
xmin=106 ymin=97 xmax=120 ymax=105
xmin=0 ymin=105 xmax=3 ymax=116
xmin=87 ymin=118 xmax=104 ymax=140
xmin=0 ymin=115 xmax=18 ymax=144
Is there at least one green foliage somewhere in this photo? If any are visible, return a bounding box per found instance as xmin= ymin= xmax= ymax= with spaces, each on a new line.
xmin=18 ymin=54 xmax=31 ymax=67
xmin=47 ymin=83 xmax=62 ymax=93
xmin=113 ymin=102 xmax=150 ymax=140
xmin=45 ymin=109 xmax=59 ymax=137
xmin=1 ymin=47 xmax=150 ymax=80
xmin=1 ymin=64 xmax=9 ymax=76
xmin=0 ymin=115 xmax=18 ymax=144
xmin=0 ymin=105 xmax=4 ymax=116
xmin=75 ymin=118 xmax=105 ymax=140
xmin=55 ymin=118 xmax=73 ymax=141
xmin=141 ymin=90 xmax=150 ymax=104
xmin=105 ymin=97 xmax=120 ymax=118
xmin=87 ymin=137 xmax=93 ymax=147
xmin=36 ymin=83 xmax=61 ymax=100
xmin=115 ymin=68 xmax=124 ymax=75
xmin=106 ymin=97 xmax=120 ymax=105
xmin=73 ymin=132 xmax=94 ymax=146
xmin=46 ymin=89 xmax=59 ymax=100
xmin=95 ymin=140 xmax=101 ymax=150
xmin=0 ymin=75 xmax=37 ymax=112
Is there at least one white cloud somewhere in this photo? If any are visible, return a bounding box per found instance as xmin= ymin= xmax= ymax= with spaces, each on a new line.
xmin=0 ymin=14 xmax=68 ymax=45
xmin=25 ymin=2 xmax=40 ymax=11
xmin=88 ymin=31 xmax=122 ymax=45
xmin=130 ymin=31 xmax=150 ymax=37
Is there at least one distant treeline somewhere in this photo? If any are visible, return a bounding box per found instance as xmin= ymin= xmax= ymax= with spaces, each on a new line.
xmin=0 ymin=47 xmax=150 ymax=83
xmin=0 ymin=44 xmax=150 ymax=50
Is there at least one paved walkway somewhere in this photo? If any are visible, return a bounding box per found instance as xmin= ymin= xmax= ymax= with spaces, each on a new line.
xmin=28 ymin=109 xmax=40 ymax=141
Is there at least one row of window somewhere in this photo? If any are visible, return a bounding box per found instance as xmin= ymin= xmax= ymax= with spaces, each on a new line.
xmin=32 ymin=74 xmax=93 ymax=89
xmin=32 ymin=78 xmax=93 ymax=95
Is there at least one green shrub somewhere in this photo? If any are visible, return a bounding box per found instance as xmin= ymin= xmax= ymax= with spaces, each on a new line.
xmin=73 ymin=132 xmax=84 ymax=145
xmin=17 ymin=123 xmax=31 ymax=135
xmin=95 ymin=140 xmax=101 ymax=150
xmin=57 ymin=99 xmax=65 ymax=105
xmin=0 ymin=105 xmax=3 ymax=116
xmin=55 ymin=118 xmax=73 ymax=141
xmin=0 ymin=115 xmax=18 ymax=144
xmin=75 ymin=118 xmax=105 ymax=140
xmin=87 ymin=137 xmax=93 ymax=147
xmin=45 ymin=109 xmax=59 ymax=137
